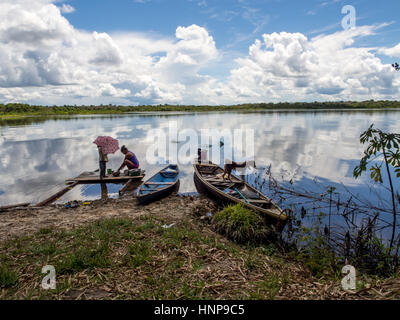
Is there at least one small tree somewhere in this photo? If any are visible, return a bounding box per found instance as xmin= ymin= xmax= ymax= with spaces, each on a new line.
xmin=353 ymin=124 xmax=400 ymax=250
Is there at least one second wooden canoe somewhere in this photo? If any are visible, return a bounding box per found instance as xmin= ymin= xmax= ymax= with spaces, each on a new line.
xmin=193 ymin=162 xmax=287 ymax=230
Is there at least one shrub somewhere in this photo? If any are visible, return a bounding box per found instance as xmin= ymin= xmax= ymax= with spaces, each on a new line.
xmin=212 ymin=204 xmax=276 ymax=244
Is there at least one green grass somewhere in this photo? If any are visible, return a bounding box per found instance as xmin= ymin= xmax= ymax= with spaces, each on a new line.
xmin=124 ymin=242 xmax=154 ymax=268
xmin=39 ymin=228 xmax=53 ymax=235
xmin=0 ymin=264 xmax=19 ymax=288
xmin=56 ymin=243 xmax=111 ymax=275
xmin=182 ymin=280 xmax=204 ymax=299
xmin=3 ymin=210 xmax=382 ymax=300
xmin=0 ymin=215 xmax=252 ymax=299
xmin=245 ymin=251 xmax=261 ymax=271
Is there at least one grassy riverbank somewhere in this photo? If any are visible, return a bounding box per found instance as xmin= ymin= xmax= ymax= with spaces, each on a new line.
xmin=1 ymin=196 xmax=399 ymax=300
xmin=1 ymin=100 xmax=400 ymax=119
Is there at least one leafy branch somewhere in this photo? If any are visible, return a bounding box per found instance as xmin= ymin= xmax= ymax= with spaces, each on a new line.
xmin=353 ymin=124 xmax=400 ymax=250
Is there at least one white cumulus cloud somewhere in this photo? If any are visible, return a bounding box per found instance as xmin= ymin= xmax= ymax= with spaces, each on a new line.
xmin=221 ymin=25 xmax=400 ymax=103
xmin=378 ymin=43 xmax=400 ymax=58
xmin=0 ymin=0 xmax=219 ymax=105
xmin=0 ymin=0 xmax=399 ymax=105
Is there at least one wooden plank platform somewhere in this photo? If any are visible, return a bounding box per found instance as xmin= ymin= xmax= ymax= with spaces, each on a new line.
xmin=37 ymin=182 xmax=79 ymax=207
xmin=66 ymin=175 xmax=144 ymax=184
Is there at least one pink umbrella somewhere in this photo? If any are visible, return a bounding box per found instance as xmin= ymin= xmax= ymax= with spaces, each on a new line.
xmin=93 ymin=136 xmax=119 ymax=155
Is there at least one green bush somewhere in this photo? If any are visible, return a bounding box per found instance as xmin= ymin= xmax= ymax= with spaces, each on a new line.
xmin=212 ymin=204 xmax=276 ymax=244
xmin=287 ymin=214 xmax=342 ymax=278
xmin=295 ymin=244 xmax=339 ymax=278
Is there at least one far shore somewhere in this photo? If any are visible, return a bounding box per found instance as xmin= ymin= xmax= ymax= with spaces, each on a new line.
xmin=3 ymin=108 xmax=400 ymax=121
xmin=1 ymin=100 xmax=400 ymax=119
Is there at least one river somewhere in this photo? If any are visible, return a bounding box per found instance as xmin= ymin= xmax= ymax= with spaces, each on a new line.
xmin=1 ymin=110 xmax=399 ymax=235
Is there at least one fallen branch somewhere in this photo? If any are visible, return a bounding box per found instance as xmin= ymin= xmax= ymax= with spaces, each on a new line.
xmin=0 ymin=202 xmax=30 ymax=212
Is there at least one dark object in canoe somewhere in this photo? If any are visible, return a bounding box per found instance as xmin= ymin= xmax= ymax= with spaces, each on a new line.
xmin=137 ymin=164 xmax=180 ymax=205
xmin=193 ymin=162 xmax=287 ymax=230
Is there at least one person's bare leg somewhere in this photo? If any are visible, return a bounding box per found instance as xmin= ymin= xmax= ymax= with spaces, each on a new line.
xmin=125 ymin=159 xmax=138 ymax=169
xmin=119 ymin=159 xmax=134 ymax=171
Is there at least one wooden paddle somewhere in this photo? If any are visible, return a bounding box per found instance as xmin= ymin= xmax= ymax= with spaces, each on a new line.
xmin=234 ymin=187 xmax=250 ymax=204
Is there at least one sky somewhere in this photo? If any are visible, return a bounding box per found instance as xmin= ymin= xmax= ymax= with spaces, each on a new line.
xmin=0 ymin=0 xmax=400 ymax=105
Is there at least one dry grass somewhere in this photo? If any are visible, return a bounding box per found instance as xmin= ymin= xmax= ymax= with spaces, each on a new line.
xmin=1 ymin=196 xmax=400 ymax=300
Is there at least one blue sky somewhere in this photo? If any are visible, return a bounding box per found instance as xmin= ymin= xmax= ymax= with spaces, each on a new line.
xmin=0 ymin=0 xmax=399 ymax=105
xmin=66 ymin=0 xmax=400 ymax=52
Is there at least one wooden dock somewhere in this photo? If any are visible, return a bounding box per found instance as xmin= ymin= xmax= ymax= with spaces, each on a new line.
xmin=2 ymin=171 xmax=146 ymax=210
xmin=66 ymin=175 xmax=144 ymax=184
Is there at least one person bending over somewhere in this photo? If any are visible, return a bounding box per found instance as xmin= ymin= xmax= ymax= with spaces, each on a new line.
xmin=115 ymin=145 xmax=139 ymax=175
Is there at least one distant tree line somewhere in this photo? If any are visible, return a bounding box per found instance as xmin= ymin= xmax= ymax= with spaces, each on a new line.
xmin=1 ymin=100 xmax=400 ymax=116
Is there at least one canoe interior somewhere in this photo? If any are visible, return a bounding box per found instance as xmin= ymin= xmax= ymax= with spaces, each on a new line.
xmin=138 ymin=164 xmax=180 ymax=197
xmin=194 ymin=162 xmax=286 ymax=224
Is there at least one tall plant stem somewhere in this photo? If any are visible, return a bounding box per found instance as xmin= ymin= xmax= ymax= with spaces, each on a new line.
xmin=382 ymin=147 xmax=397 ymax=250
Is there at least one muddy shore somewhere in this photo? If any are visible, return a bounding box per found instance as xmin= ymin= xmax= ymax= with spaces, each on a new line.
xmin=0 ymin=195 xmax=216 ymax=242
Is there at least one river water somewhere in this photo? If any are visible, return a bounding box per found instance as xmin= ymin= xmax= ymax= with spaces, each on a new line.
xmin=1 ymin=110 xmax=399 ymax=233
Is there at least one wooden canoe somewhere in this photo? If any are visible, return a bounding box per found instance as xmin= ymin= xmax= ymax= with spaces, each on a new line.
xmin=193 ymin=162 xmax=287 ymax=230
xmin=137 ymin=164 xmax=180 ymax=204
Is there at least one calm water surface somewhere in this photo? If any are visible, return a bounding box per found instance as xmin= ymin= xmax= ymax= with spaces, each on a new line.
xmin=1 ymin=110 xmax=399 ymax=223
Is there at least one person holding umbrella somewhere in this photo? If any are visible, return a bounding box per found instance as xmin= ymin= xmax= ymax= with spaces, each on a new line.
xmin=97 ymin=146 xmax=108 ymax=179
xmin=93 ymin=136 xmax=120 ymax=179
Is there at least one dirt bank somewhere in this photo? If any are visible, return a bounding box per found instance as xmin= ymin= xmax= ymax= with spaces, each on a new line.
xmin=0 ymin=196 xmax=215 ymax=242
